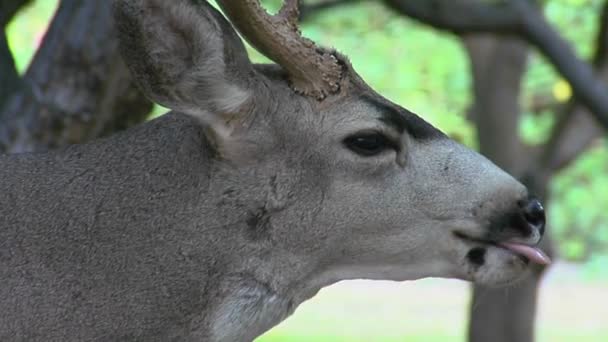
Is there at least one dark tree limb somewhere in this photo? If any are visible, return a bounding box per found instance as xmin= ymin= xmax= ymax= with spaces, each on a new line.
xmin=528 ymin=93 xmax=560 ymax=114
xmin=593 ymin=0 xmax=608 ymax=67
xmin=0 ymin=0 xmax=32 ymax=27
xmin=514 ymin=0 xmax=608 ymax=129
xmin=383 ymin=0 xmax=608 ymax=129
xmin=383 ymin=0 xmax=520 ymax=34
xmin=303 ymin=0 xmax=608 ymax=129
xmin=539 ymin=0 xmax=608 ymax=175
xmin=300 ymin=0 xmax=364 ymax=21
xmin=543 ymin=107 xmax=604 ymax=173
xmin=0 ymin=0 xmax=152 ymax=153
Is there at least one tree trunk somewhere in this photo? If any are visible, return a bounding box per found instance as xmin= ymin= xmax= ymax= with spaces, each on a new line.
xmin=0 ymin=0 xmax=152 ymax=154
xmin=464 ymin=35 xmax=554 ymax=342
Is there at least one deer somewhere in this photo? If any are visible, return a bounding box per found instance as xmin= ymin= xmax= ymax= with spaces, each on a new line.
xmin=0 ymin=0 xmax=550 ymax=341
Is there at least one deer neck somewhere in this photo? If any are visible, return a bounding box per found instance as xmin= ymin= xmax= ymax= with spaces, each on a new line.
xmin=194 ymin=165 xmax=327 ymax=341
xmin=203 ymin=226 xmax=331 ymax=342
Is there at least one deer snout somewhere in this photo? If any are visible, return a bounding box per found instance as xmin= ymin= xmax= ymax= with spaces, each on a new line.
xmin=456 ymin=195 xmax=551 ymax=268
xmin=490 ymin=195 xmax=545 ymax=244
xmin=519 ymin=197 xmax=545 ymax=237
xmin=459 ymin=194 xmax=546 ymax=246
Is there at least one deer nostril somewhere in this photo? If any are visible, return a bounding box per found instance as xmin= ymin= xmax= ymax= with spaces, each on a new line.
xmin=521 ymin=198 xmax=545 ymax=236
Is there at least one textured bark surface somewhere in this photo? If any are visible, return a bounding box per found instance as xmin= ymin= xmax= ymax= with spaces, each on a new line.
xmin=0 ymin=0 xmax=152 ymax=154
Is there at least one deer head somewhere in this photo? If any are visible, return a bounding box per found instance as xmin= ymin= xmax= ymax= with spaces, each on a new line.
xmin=113 ymin=0 xmax=550 ymax=287
xmin=114 ymin=0 xmax=549 ymax=339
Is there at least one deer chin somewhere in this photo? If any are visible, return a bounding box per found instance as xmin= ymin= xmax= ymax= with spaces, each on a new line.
xmin=453 ymin=233 xmax=540 ymax=286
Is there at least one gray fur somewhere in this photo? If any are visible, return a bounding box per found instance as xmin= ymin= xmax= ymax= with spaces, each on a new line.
xmin=0 ymin=1 xmax=543 ymax=341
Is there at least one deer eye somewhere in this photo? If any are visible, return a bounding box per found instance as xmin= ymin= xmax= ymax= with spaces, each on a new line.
xmin=343 ymin=133 xmax=397 ymax=157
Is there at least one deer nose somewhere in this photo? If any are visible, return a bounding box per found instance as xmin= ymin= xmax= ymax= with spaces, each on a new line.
xmin=519 ymin=198 xmax=545 ymax=236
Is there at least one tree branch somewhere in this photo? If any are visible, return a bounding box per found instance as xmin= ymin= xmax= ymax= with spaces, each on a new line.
xmin=383 ymin=0 xmax=608 ymax=129
xmin=383 ymin=0 xmax=520 ymax=34
xmin=0 ymin=0 xmax=32 ymax=27
xmin=0 ymin=0 xmax=152 ymax=153
xmin=513 ymin=0 xmax=608 ymax=129
xmin=528 ymin=92 xmax=560 ymax=114
xmin=594 ymin=0 xmax=608 ymax=67
xmin=543 ymin=108 xmax=603 ymax=173
xmin=300 ymin=0 xmax=363 ymax=21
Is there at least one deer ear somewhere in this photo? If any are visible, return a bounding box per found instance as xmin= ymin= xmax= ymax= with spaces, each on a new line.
xmin=113 ymin=0 xmax=254 ymax=129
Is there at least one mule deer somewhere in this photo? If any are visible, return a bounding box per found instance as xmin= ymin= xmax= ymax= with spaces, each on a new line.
xmin=0 ymin=0 xmax=549 ymax=341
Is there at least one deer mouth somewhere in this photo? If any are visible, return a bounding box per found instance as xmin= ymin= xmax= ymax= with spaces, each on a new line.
xmin=453 ymin=232 xmax=551 ymax=265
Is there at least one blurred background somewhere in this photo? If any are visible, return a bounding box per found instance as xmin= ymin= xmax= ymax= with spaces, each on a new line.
xmin=1 ymin=0 xmax=606 ymax=341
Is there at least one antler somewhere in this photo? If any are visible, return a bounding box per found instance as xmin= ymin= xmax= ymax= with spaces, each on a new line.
xmin=216 ymin=0 xmax=343 ymax=100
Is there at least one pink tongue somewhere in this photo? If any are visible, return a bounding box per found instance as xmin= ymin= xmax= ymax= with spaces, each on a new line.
xmin=499 ymin=242 xmax=551 ymax=265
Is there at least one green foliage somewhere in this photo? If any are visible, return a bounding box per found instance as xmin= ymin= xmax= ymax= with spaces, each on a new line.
xmin=6 ymin=0 xmax=58 ymax=72
xmin=520 ymin=110 xmax=556 ymax=145
xmin=6 ymin=0 xmax=608 ymax=263
xmin=551 ymin=143 xmax=608 ymax=260
xmin=583 ymin=254 xmax=608 ymax=281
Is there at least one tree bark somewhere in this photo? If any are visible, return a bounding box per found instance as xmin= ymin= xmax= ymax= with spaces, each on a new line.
xmin=0 ymin=0 xmax=152 ymax=154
